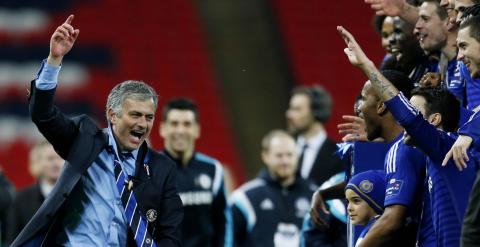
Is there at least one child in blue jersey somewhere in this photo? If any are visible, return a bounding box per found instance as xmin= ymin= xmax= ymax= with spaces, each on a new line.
xmin=345 ymin=170 xmax=386 ymax=247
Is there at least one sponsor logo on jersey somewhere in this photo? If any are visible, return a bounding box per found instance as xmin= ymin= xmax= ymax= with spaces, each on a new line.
xmin=195 ymin=173 xmax=212 ymax=190
xmin=179 ymin=191 xmax=213 ymax=206
xmin=386 ymin=179 xmax=403 ymax=197
xmin=260 ymin=198 xmax=274 ymax=210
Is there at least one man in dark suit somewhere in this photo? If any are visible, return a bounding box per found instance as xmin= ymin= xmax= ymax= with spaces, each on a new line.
xmin=11 ymin=15 xmax=183 ymax=247
xmin=286 ymin=85 xmax=347 ymax=247
xmin=6 ymin=140 xmax=63 ymax=244
xmin=286 ymin=85 xmax=344 ymax=187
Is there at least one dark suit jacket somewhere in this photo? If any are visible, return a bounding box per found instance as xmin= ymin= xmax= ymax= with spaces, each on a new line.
xmin=305 ymin=138 xmax=345 ymax=187
xmin=6 ymin=183 xmax=45 ymax=244
xmin=11 ymin=81 xmax=183 ymax=247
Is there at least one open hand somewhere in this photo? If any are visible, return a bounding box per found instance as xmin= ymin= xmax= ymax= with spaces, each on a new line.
xmin=364 ymin=0 xmax=406 ymax=16
xmin=337 ymin=26 xmax=372 ymax=68
xmin=442 ymin=135 xmax=473 ymax=171
xmin=419 ymin=72 xmax=441 ymax=88
xmin=338 ymin=115 xmax=368 ymax=142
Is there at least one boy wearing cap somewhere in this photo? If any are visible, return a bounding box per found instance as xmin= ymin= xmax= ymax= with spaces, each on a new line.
xmin=345 ymin=170 xmax=386 ymax=247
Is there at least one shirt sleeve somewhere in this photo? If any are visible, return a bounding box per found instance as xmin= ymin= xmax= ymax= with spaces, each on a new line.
xmin=211 ymin=164 xmax=232 ymax=247
xmin=459 ymin=111 xmax=480 ymax=150
xmin=385 ymin=93 xmax=454 ymax=163
xmin=229 ymin=191 xmax=253 ymax=246
xmin=35 ymin=59 xmax=61 ymax=90
xmin=384 ymin=142 xmax=426 ymax=208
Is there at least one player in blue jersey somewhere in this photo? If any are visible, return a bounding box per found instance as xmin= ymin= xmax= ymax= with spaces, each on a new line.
xmin=442 ymin=15 xmax=480 ymax=247
xmin=310 ymin=68 xmax=427 ymax=246
xmin=159 ymin=98 xmax=230 ymax=247
xmin=338 ymin=25 xmax=477 ymax=247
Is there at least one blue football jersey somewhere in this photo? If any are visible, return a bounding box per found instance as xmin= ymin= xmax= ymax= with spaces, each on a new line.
xmin=386 ymin=93 xmax=477 ymax=247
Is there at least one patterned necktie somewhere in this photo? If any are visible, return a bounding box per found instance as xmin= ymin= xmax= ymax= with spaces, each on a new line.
xmin=111 ymin=149 xmax=157 ymax=247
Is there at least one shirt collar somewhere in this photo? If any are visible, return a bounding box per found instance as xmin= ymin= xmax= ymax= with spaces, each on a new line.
xmin=297 ymin=130 xmax=327 ymax=150
xmin=388 ymin=132 xmax=405 ymax=148
xmin=107 ymin=125 xmax=139 ymax=161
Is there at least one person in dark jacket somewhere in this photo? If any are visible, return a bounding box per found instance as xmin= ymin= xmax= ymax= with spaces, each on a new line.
xmin=230 ymin=130 xmax=316 ymax=247
xmin=11 ymin=15 xmax=183 ymax=247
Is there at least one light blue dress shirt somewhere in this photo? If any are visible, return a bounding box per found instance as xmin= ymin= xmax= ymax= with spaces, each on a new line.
xmin=35 ymin=60 xmax=139 ymax=246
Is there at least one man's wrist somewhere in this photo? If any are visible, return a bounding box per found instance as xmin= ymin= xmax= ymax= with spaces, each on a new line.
xmin=360 ymin=60 xmax=376 ymax=73
xmin=47 ymin=54 xmax=63 ymax=67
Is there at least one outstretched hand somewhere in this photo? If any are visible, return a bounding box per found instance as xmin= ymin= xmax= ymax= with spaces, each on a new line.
xmin=338 ymin=115 xmax=368 ymax=142
xmin=337 ymin=26 xmax=372 ymax=68
xmin=310 ymin=191 xmax=330 ymax=228
xmin=419 ymin=72 xmax=441 ymax=88
xmin=442 ymin=135 xmax=473 ymax=171
xmin=48 ymin=15 xmax=80 ymax=66
xmin=364 ymin=0 xmax=406 ymax=16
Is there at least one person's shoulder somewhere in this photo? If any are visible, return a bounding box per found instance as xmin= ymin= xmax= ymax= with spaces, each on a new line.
xmin=194 ymin=152 xmax=219 ymax=165
xmin=301 ymin=180 xmax=319 ymax=195
xmin=193 ymin=152 xmax=224 ymax=173
xmin=72 ymin=114 xmax=102 ymax=134
xmin=149 ymin=148 xmax=176 ymax=170
xmin=323 ymin=137 xmax=338 ymax=148
xmin=231 ymin=178 xmax=266 ymax=202
xmin=14 ymin=184 xmax=40 ymax=201
xmin=396 ymin=138 xmax=422 ymax=154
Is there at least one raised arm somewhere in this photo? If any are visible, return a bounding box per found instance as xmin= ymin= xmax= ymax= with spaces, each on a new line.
xmin=30 ymin=15 xmax=80 ymax=158
xmin=337 ymin=26 xmax=399 ymax=101
xmin=48 ymin=15 xmax=79 ymax=66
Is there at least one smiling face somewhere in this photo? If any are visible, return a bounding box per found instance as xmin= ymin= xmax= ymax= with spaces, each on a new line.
xmin=458 ymin=27 xmax=480 ymax=79
xmin=415 ymin=2 xmax=448 ymax=53
xmin=262 ymin=135 xmax=298 ymax=182
xmin=345 ymin=189 xmax=378 ymax=226
xmin=109 ymin=97 xmax=155 ymax=151
xmin=160 ymin=109 xmax=199 ymax=156
xmin=382 ymin=16 xmax=395 ymax=53
xmin=443 ymin=0 xmax=459 ymax=31
xmin=390 ymin=17 xmax=417 ymax=58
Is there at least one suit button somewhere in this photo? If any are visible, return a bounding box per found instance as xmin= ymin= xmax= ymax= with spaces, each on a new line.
xmin=63 ymin=192 xmax=69 ymax=198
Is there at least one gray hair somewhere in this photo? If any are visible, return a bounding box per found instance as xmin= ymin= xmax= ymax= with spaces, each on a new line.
xmin=106 ymin=80 xmax=158 ymax=121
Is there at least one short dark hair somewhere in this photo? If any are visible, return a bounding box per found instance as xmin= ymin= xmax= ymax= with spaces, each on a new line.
xmin=423 ymin=0 xmax=449 ymax=20
xmin=373 ymin=15 xmax=387 ymax=34
xmin=381 ymin=70 xmax=415 ymax=99
xmin=162 ymin=98 xmax=199 ymax=122
xmin=460 ymin=15 xmax=480 ymax=42
xmin=410 ymin=87 xmax=460 ymax=132
xmin=291 ymin=85 xmax=333 ymax=123
xmin=462 ymin=3 xmax=480 ymax=21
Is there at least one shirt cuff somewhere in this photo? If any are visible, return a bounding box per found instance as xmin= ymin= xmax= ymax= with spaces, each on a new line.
xmin=35 ymin=59 xmax=61 ymax=90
